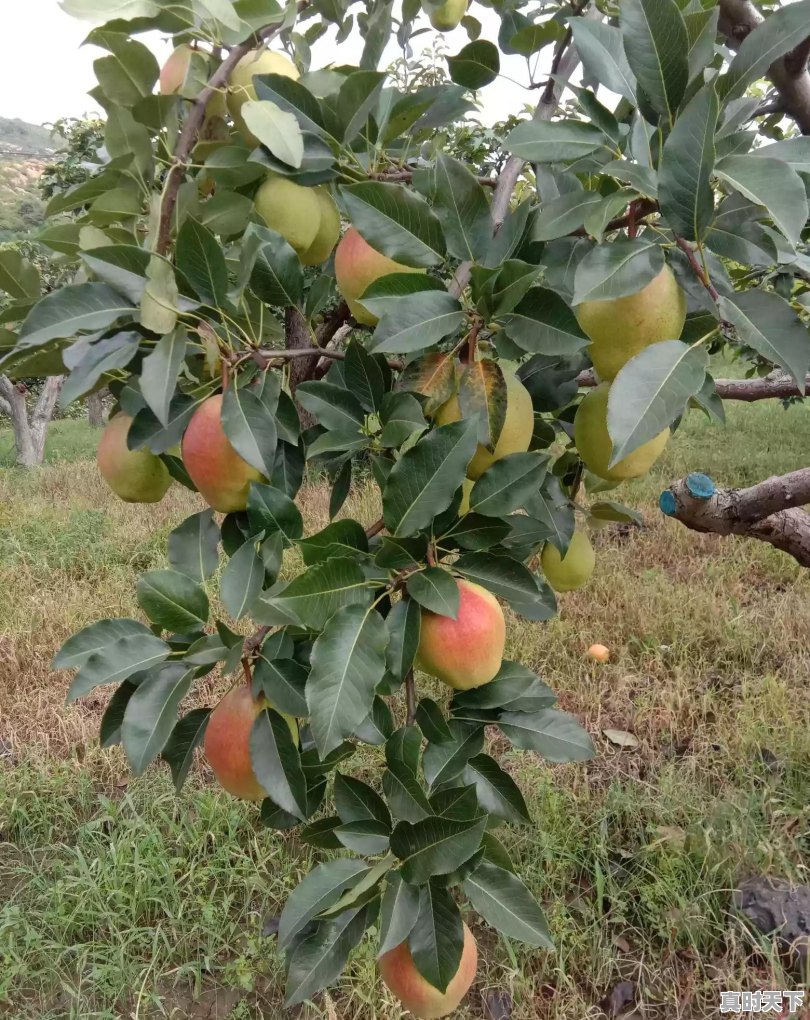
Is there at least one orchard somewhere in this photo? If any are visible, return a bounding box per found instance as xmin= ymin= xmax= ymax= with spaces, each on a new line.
xmin=2 ymin=0 xmax=810 ymax=1014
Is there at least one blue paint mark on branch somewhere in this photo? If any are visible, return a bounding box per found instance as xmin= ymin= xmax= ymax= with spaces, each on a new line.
xmin=686 ymin=473 xmax=715 ymax=499
xmin=659 ymin=490 xmax=677 ymax=516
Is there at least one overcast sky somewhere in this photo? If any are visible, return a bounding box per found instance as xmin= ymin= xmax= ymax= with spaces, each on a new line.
xmin=0 ymin=0 xmax=543 ymax=129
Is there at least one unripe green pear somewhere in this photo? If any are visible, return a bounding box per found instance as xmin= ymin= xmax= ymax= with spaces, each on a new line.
xmin=182 ymin=394 xmax=267 ymax=512
xmin=416 ymin=578 xmax=505 ymax=690
xmin=334 ymin=227 xmax=423 ymax=326
xmin=574 ymin=383 xmax=668 ymax=481
xmin=422 ymin=0 xmax=469 ymax=31
xmin=227 ymin=48 xmax=299 ymax=146
xmin=204 ymin=685 xmax=298 ymax=801
xmin=458 ymin=477 xmax=474 ymax=515
xmin=541 ymin=529 xmax=595 ymax=592
xmin=299 ymin=186 xmax=341 ymax=266
xmin=96 ymin=413 xmax=172 ymax=503
xmin=380 ymin=922 xmax=477 ymax=1018
xmin=575 ymin=265 xmax=687 ymax=381
xmin=254 ymin=175 xmax=323 ymax=258
xmin=435 ymin=368 xmax=534 ymax=480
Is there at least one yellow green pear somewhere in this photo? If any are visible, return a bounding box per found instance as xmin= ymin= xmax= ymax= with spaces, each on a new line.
xmin=227 ymin=48 xmax=299 ymax=146
xmin=574 ymin=383 xmax=668 ymax=481
xmin=254 ymin=177 xmax=339 ymax=264
xmin=422 ymin=0 xmax=469 ymax=31
xmin=541 ymin=530 xmax=595 ymax=592
xmin=458 ymin=478 xmax=474 ymax=515
xmin=575 ymin=265 xmax=687 ymax=381
xmin=436 ymin=367 xmax=534 ymax=480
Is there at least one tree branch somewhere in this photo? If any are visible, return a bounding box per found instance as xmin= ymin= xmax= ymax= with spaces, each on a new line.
xmin=660 ymin=469 xmax=810 ymax=567
xmin=674 ymin=235 xmax=720 ymax=303
xmin=718 ymin=0 xmax=810 ymax=134
xmin=370 ymin=169 xmax=496 ymax=188
xmin=576 ymin=367 xmax=810 ymax=400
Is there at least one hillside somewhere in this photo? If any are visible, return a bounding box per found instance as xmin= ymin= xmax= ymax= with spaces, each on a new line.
xmin=0 ymin=117 xmax=57 ymax=157
xmin=0 ymin=118 xmax=57 ymax=239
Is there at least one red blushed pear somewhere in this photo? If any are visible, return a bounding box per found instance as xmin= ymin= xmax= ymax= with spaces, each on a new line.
xmin=379 ymin=923 xmax=478 ymax=1019
xmin=181 ymin=394 xmax=266 ymax=513
xmin=204 ymin=685 xmax=298 ymax=801
xmin=334 ymin=227 xmax=423 ymax=326
xmin=416 ymin=578 xmax=505 ymax=690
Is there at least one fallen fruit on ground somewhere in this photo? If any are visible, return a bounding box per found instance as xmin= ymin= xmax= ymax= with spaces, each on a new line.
xmin=574 ymin=383 xmax=668 ymax=481
xmin=587 ymin=643 xmax=610 ymax=663
xmin=541 ymin=529 xmax=596 ymax=591
xmin=204 ymin=685 xmax=298 ymax=801
xmin=436 ymin=367 xmax=534 ymax=479
xmin=182 ymin=393 xmax=266 ymax=512
xmin=227 ymin=48 xmax=299 ymax=145
xmin=575 ymin=264 xmax=687 ymax=381
xmin=422 ymin=0 xmax=469 ymax=32
xmin=97 ymin=413 xmax=172 ymax=504
xmin=379 ymin=922 xmax=478 ymax=1019
xmin=416 ymin=578 xmax=505 ymax=689
xmin=334 ymin=227 xmax=423 ymax=326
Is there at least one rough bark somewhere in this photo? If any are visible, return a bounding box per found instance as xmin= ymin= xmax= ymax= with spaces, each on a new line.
xmin=577 ymin=368 xmax=810 ymax=401
xmin=660 ymin=468 xmax=810 ymax=567
xmin=87 ymin=389 xmax=107 ymax=427
xmin=718 ymin=0 xmax=810 ymax=134
xmin=0 ymin=374 xmax=64 ymax=467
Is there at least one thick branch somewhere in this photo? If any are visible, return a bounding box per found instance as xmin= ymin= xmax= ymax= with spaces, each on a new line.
xmin=576 ymin=367 xmax=810 ymax=400
xmin=660 ymin=469 xmax=810 ymax=567
xmin=718 ymin=0 xmax=810 ymax=134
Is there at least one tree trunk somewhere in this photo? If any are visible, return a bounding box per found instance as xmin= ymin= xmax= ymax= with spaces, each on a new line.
xmin=87 ymin=389 xmax=106 ymax=427
xmin=0 ymin=374 xmax=65 ymax=467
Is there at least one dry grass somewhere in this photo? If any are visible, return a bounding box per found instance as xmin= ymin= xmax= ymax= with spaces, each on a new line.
xmin=1 ymin=395 xmax=809 ymax=1019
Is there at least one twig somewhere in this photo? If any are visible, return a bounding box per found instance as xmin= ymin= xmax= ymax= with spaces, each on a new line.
xmin=404 ymin=668 xmax=417 ymax=725
xmin=244 ymin=625 xmax=271 ymax=656
xmin=241 ymin=657 xmax=253 ymax=687
xmin=252 ymin=347 xmax=404 ymax=370
xmin=365 ymin=517 xmax=385 ymax=539
xmin=370 ymin=169 xmax=497 ymax=188
xmin=674 ymin=236 xmax=720 ymax=303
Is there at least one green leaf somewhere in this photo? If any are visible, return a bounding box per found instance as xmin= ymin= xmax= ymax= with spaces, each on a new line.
xmin=422 ymin=720 xmax=484 ymax=790
xmin=386 ymin=725 xmax=422 ymax=775
xmin=383 ymin=760 xmax=433 ymax=823
xmin=253 ymin=656 xmax=308 ymax=717
xmin=279 ymin=858 xmax=370 ymax=949
xmin=385 ymin=597 xmax=421 ymax=682
xmin=254 ymin=73 xmax=328 ymax=139
xmin=341 ymin=183 xmax=445 ymax=267
xmin=284 ymin=904 xmax=371 ymax=1007
xmin=55 ymin=618 xmax=152 ymax=672
xmin=220 ymin=537 xmax=264 ymax=620
xmin=607 ymin=340 xmax=708 ymax=464
xmin=140 ymin=327 xmax=187 ymax=427
xmin=379 ymin=873 xmax=421 ymax=956
xmin=714 ymin=155 xmax=808 ymax=247
xmin=572 ymin=239 xmax=665 ymax=305
xmin=250 ymin=708 xmax=307 ymax=820
xmin=335 ymin=773 xmax=391 ymax=826
xmin=470 ymin=453 xmax=547 ymax=517
xmin=658 ymin=83 xmax=718 ymax=242
xmin=17 ymin=283 xmax=133 ymax=351
xmin=175 ymin=218 xmax=229 ymax=307
xmin=242 ymin=100 xmax=303 ymax=167
xmin=451 ymin=661 xmax=556 ymax=714
xmin=296 ymin=381 xmax=366 ymax=431
xmin=429 ymin=786 xmax=480 ymax=822
xmin=621 ymin=0 xmax=689 ymax=124
xmin=409 ymin=882 xmax=464 ymax=993
xmin=570 ymin=19 xmax=637 ymax=105
xmin=379 ymin=392 xmax=428 ymax=448
xmin=334 ymin=70 xmax=386 ymax=143
xmin=533 ymin=192 xmax=602 ymax=243
xmin=318 ymin=855 xmax=394 ymax=920
xmin=307 ymin=604 xmax=388 ymax=756
xmin=429 ymin=153 xmax=492 ymax=263
xmin=335 ymin=818 xmax=391 ymax=855
xmin=344 ymin=340 xmax=387 ymax=412
xmin=463 ymin=862 xmax=553 ymax=948
xmin=446 ymin=513 xmax=511 ymax=552
xmin=368 ymin=291 xmax=465 ymax=355
xmin=383 ymin=420 xmax=479 ymax=537
xmin=168 ymin=510 xmax=220 ymax=583
xmin=247 ymin=224 xmax=304 ymax=306
xmin=499 ymin=708 xmax=594 ymax=762
xmin=406 ymin=569 xmax=460 ymax=619
xmin=391 ymin=814 xmax=487 ymax=885
xmin=447 ymin=39 xmax=500 ymax=89
xmin=248 ymin=483 xmax=304 ymax=543
xmin=718 ymin=0 xmax=810 ymax=102
xmin=59 ymin=333 xmax=140 ymax=406
xmin=718 ymin=291 xmax=809 ymax=392
xmin=502 ymin=287 xmax=588 ymax=356
xmin=415 ymin=698 xmax=454 ymax=746
xmin=454 ymin=552 xmax=555 ymax=622
xmin=121 ymin=664 xmax=193 ymax=776
xmin=162 ymin=707 xmax=211 ymax=793
xmin=99 ymin=680 xmax=136 ymax=748
xmin=457 ymin=359 xmax=507 ymax=450
xmin=0 ymin=250 xmax=40 ymax=300
xmin=506 ymin=119 xmax=607 ymax=163
xmin=299 ymin=520 xmax=369 ymax=566
xmin=397 ymin=352 xmax=456 ymax=415
xmin=136 ymin=570 xmax=209 ymax=631
xmin=464 ymin=754 xmax=531 ymax=824
xmin=750 ymin=137 xmax=810 ymax=174
xmin=221 ymin=384 xmax=277 ymax=478
xmin=262 ymin=558 xmax=369 ymax=629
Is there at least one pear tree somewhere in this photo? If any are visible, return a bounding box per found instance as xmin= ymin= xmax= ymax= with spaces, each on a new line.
xmin=4 ymin=0 xmax=810 ymax=1012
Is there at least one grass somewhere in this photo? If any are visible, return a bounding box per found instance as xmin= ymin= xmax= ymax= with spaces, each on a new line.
xmin=1 ymin=390 xmax=809 ymax=1019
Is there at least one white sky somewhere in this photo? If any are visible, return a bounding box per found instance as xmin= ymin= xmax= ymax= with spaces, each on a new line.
xmin=0 ymin=0 xmax=543 ymax=129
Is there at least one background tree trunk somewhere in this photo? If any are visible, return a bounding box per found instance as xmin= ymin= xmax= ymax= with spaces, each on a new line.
xmin=87 ymin=389 xmax=107 ymax=427
xmin=0 ymin=374 xmax=65 ymax=468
